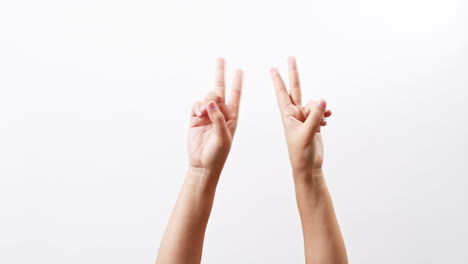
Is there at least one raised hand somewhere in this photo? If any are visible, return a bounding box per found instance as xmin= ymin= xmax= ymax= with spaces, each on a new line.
xmin=156 ymin=59 xmax=243 ymax=264
xmin=270 ymin=57 xmax=348 ymax=264
xmin=188 ymin=58 xmax=243 ymax=176
xmin=270 ymin=57 xmax=332 ymax=180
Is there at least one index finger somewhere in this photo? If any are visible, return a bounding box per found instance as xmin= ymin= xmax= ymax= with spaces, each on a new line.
xmin=270 ymin=67 xmax=292 ymax=111
xmin=214 ymin=57 xmax=225 ymax=102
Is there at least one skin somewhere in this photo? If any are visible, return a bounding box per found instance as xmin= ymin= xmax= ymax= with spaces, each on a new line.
xmin=156 ymin=58 xmax=243 ymax=264
xmin=156 ymin=57 xmax=347 ymax=264
xmin=270 ymin=57 xmax=347 ymax=264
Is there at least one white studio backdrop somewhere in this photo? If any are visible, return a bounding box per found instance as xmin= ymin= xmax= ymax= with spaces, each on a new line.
xmin=0 ymin=0 xmax=467 ymax=263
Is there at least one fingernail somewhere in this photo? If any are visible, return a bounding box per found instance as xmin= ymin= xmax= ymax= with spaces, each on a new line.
xmin=317 ymin=99 xmax=326 ymax=110
xmin=208 ymin=101 xmax=217 ymax=110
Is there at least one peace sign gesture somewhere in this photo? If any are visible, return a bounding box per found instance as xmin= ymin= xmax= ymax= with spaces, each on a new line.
xmin=270 ymin=57 xmax=332 ymax=180
xmin=158 ymin=57 xmax=347 ymax=264
xmin=188 ymin=58 xmax=243 ymax=177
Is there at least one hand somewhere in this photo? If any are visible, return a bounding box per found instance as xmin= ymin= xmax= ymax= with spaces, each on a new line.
xmin=270 ymin=57 xmax=332 ymax=180
xmin=188 ymin=58 xmax=243 ymax=176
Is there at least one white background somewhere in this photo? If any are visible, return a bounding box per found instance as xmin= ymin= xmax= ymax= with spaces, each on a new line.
xmin=0 ymin=0 xmax=467 ymax=263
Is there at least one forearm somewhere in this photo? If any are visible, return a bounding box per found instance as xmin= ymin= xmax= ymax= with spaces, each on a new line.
xmin=294 ymin=169 xmax=347 ymax=264
xmin=156 ymin=167 xmax=220 ymax=264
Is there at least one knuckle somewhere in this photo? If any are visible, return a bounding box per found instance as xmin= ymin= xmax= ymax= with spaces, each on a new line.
xmin=203 ymin=92 xmax=218 ymax=102
xmin=292 ymin=80 xmax=300 ymax=88
xmin=231 ymin=88 xmax=241 ymax=96
xmin=304 ymin=100 xmax=315 ymax=108
xmin=284 ymin=105 xmax=298 ymax=117
xmin=191 ymin=101 xmax=201 ymax=113
xmin=215 ymin=80 xmax=225 ymax=87
xmin=278 ymin=85 xmax=287 ymax=92
xmin=286 ymin=104 xmax=297 ymax=113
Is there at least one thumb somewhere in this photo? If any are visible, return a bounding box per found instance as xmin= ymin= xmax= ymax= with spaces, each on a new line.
xmin=206 ymin=101 xmax=229 ymax=137
xmin=305 ymin=99 xmax=326 ymax=133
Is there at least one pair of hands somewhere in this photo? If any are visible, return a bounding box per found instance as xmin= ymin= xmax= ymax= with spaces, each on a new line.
xmin=188 ymin=57 xmax=332 ymax=184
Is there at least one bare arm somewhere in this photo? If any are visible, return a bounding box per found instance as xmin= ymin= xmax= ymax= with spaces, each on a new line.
xmin=294 ymin=169 xmax=347 ymax=264
xmin=156 ymin=58 xmax=243 ymax=264
xmin=156 ymin=167 xmax=220 ymax=264
xmin=270 ymin=57 xmax=347 ymax=264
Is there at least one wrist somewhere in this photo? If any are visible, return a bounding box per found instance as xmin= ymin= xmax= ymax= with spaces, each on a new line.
xmin=292 ymin=168 xmax=325 ymax=188
xmin=185 ymin=165 xmax=222 ymax=192
xmin=293 ymin=169 xmax=329 ymax=205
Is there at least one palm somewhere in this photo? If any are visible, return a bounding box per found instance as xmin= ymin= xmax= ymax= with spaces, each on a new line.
xmin=188 ymin=104 xmax=237 ymax=169
xmin=285 ymin=103 xmax=325 ymax=169
xmin=271 ymin=57 xmax=331 ymax=172
xmin=187 ymin=58 xmax=243 ymax=171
